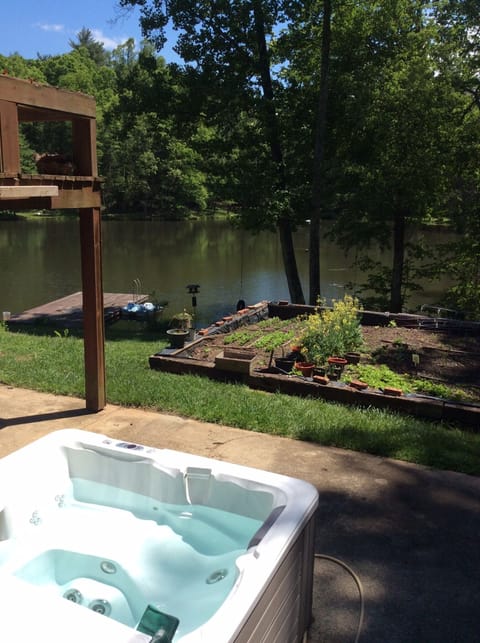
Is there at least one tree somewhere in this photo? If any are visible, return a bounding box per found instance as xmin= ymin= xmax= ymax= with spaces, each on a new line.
xmin=102 ymin=42 xmax=209 ymax=215
xmin=69 ymin=27 xmax=109 ymax=67
xmin=309 ymin=0 xmax=332 ymax=305
xmin=317 ymin=0 xmax=461 ymax=311
xmin=430 ymin=0 xmax=480 ymax=318
xmin=119 ymin=0 xmax=306 ymax=303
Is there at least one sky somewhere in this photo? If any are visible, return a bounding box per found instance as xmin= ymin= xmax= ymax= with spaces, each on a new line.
xmin=1 ymin=0 xmax=178 ymax=61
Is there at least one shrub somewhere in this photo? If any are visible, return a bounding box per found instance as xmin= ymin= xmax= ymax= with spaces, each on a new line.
xmin=298 ymin=295 xmax=363 ymax=365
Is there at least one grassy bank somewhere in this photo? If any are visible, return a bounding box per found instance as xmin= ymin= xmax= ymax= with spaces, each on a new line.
xmin=1 ymin=322 xmax=479 ymax=476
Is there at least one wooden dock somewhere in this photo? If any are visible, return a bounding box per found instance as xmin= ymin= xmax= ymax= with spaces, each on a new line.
xmin=7 ymin=292 xmax=148 ymax=328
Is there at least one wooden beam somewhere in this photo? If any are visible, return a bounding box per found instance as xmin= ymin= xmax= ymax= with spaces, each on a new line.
xmin=80 ymin=207 xmax=106 ymax=411
xmin=0 ymin=76 xmax=96 ymax=118
xmin=72 ymin=118 xmax=98 ymax=176
xmin=51 ymin=188 xmax=101 ymax=209
xmin=0 ymin=197 xmax=51 ymax=210
xmin=0 ymin=100 xmax=20 ymax=173
xmin=0 ymin=185 xmax=58 ymax=198
xmin=18 ymin=105 xmax=73 ymax=122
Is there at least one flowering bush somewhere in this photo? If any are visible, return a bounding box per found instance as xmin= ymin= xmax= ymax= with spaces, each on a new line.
xmin=297 ymin=295 xmax=363 ymax=365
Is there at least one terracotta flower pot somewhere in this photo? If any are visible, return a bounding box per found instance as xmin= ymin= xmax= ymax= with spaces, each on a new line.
xmin=295 ymin=362 xmax=315 ymax=377
xmin=327 ymin=356 xmax=348 ymax=367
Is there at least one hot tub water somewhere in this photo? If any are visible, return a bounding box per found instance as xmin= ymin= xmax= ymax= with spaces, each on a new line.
xmin=2 ymin=480 xmax=263 ymax=639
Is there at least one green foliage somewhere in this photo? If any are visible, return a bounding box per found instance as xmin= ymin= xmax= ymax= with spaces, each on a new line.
xmin=69 ymin=27 xmax=109 ymax=67
xmin=170 ymin=310 xmax=192 ymax=330
xmin=0 ymin=53 xmax=46 ymax=82
xmin=349 ymin=364 xmax=411 ymax=392
xmin=223 ymin=330 xmax=253 ymax=346
xmin=224 ymin=318 xmax=297 ymax=348
xmin=253 ymin=330 xmax=295 ymax=352
xmin=412 ymin=378 xmax=470 ymax=403
xmin=433 ymin=113 xmax=480 ymax=319
xmin=346 ymin=363 xmax=473 ymax=403
xmin=347 ymin=243 xmax=427 ymax=311
xmin=256 ymin=317 xmax=294 ymax=330
xmin=53 ymin=329 xmax=70 ymax=338
xmin=297 ymin=295 xmax=363 ymax=365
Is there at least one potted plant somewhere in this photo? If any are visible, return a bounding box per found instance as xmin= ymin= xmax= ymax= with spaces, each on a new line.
xmin=327 ymin=356 xmax=348 ymax=380
xmin=295 ymin=361 xmax=315 ymax=377
xmin=166 ymin=309 xmax=192 ymax=348
xmin=296 ymin=295 xmax=363 ymax=372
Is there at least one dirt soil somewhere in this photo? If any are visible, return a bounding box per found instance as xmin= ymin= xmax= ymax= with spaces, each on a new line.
xmin=184 ymin=322 xmax=480 ymax=402
xmin=361 ymin=325 xmax=480 ymax=391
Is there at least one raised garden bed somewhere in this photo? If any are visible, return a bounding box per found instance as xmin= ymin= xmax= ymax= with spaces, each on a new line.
xmin=149 ymin=302 xmax=480 ymax=428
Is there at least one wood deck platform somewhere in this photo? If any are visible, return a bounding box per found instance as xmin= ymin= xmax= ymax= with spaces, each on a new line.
xmin=6 ymin=292 xmax=148 ymax=328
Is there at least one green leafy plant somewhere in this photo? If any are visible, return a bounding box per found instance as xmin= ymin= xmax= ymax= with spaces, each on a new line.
xmin=170 ymin=310 xmax=192 ymax=330
xmin=223 ymin=330 xmax=256 ymax=345
xmin=253 ymin=330 xmax=295 ymax=352
xmin=347 ymin=364 xmax=409 ymax=391
xmin=345 ymin=364 xmax=473 ymax=403
xmin=297 ymin=295 xmax=363 ymax=366
xmin=256 ymin=317 xmax=295 ymax=330
xmin=411 ymin=378 xmax=471 ymax=402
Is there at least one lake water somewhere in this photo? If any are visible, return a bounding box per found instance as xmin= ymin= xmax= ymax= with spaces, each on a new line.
xmin=0 ymin=216 xmax=453 ymax=328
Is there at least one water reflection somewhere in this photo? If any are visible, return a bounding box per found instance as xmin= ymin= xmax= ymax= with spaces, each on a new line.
xmin=0 ymin=217 xmax=454 ymax=327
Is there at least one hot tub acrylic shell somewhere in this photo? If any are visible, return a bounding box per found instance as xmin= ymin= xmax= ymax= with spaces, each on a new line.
xmin=0 ymin=429 xmax=318 ymax=643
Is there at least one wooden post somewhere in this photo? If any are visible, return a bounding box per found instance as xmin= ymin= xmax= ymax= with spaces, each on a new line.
xmin=75 ymin=113 xmax=104 ymax=410
xmin=72 ymin=117 xmax=98 ymax=176
xmin=0 ymin=100 xmax=20 ymax=173
xmin=80 ymin=207 xmax=106 ymax=411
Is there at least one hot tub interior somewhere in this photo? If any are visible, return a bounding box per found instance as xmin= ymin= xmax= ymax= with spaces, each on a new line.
xmin=0 ymin=430 xmax=318 ymax=643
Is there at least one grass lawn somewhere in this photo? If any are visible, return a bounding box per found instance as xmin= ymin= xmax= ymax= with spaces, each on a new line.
xmin=1 ymin=322 xmax=479 ymax=476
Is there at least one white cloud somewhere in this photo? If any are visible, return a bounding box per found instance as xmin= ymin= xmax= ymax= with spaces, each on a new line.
xmin=90 ymin=28 xmax=132 ymax=51
xmin=37 ymin=23 xmax=65 ymax=33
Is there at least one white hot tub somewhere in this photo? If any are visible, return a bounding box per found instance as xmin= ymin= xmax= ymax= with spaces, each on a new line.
xmin=0 ymin=429 xmax=318 ymax=643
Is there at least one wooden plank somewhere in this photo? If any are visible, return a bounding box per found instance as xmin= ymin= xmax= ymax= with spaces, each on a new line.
xmin=0 ymin=180 xmax=101 ymax=208
xmin=18 ymin=174 xmax=103 ymax=183
xmin=0 ymin=76 xmax=96 ymax=118
xmin=0 ymin=100 xmax=20 ymax=173
xmin=80 ymin=207 xmax=106 ymax=412
xmin=0 ymin=185 xmax=58 ymax=198
xmin=7 ymin=292 xmax=148 ymax=326
xmin=51 ymin=188 xmax=101 ymax=209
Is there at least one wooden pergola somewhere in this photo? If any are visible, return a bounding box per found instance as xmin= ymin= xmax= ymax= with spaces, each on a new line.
xmin=0 ymin=75 xmax=105 ymax=411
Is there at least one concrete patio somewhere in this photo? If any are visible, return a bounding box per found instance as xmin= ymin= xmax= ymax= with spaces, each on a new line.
xmin=1 ymin=383 xmax=479 ymax=642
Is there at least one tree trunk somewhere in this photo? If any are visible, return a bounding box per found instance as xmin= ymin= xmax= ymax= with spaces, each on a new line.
xmin=309 ymin=0 xmax=332 ymax=305
xmin=390 ymin=209 xmax=406 ymax=312
xmin=253 ymin=0 xmax=305 ymax=303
